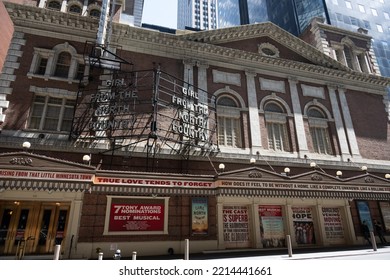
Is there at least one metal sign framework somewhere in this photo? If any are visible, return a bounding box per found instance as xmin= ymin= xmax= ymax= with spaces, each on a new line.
xmin=70 ymin=45 xmax=219 ymax=165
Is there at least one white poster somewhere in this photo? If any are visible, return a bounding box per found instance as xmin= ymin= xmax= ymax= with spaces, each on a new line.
xmin=322 ymin=207 xmax=345 ymax=244
xmin=223 ymin=205 xmax=250 ymax=247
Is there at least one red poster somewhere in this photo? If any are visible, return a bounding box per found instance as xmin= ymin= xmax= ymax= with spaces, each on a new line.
xmin=259 ymin=205 xmax=282 ymax=217
xmin=109 ymin=203 xmax=164 ymax=232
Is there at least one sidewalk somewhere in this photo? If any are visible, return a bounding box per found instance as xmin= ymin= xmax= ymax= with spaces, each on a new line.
xmin=1 ymin=245 xmax=389 ymax=260
xmin=234 ymin=246 xmax=390 ymax=260
xmin=134 ymin=244 xmax=390 ymax=260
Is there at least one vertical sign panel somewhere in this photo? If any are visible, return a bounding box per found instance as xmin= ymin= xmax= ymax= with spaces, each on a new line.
xmin=259 ymin=205 xmax=285 ymax=248
xmin=191 ymin=197 xmax=208 ymax=235
xmin=292 ymin=207 xmax=316 ymax=245
xmin=322 ymin=207 xmax=345 ymax=244
xmin=223 ymin=205 xmax=250 ymax=248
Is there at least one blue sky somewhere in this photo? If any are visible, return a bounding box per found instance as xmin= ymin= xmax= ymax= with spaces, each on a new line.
xmin=142 ymin=0 xmax=177 ymax=28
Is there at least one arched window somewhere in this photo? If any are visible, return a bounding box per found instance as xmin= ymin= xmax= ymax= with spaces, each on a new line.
xmin=29 ymin=43 xmax=87 ymax=82
xmin=47 ymin=0 xmax=61 ymax=10
xmin=307 ymin=107 xmax=332 ymax=155
xmin=217 ymin=96 xmax=242 ymax=148
xmin=264 ymin=102 xmax=290 ymax=151
xmin=333 ymin=37 xmax=371 ymax=73
xmin=54 ymin=52 xmax=71 ymax=78
xmin=89 ymin=9 xmax=101 ymax=18
xmin=69 ymin=5 xmax=82 ymax=14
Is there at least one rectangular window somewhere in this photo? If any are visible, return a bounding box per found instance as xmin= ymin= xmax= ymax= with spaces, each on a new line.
xmin=385 ymin=12 xmax=390 ymax=20
xmin=344 ymin=46 xmax=354 ymax=69
xmin=29 ymin=95 xmax=75 ymax=132
xmin=267 ymin=122 xmax=290 ymax=151
xmin=218 ymin=116 xmax=242 ymax=148
xmin=377 ymin=24 xmax=384 ymax=33
xmin=363 ymin=20 xmax=371 ymax=29
xmin=43 ymin=97 xmax=62 ymax=131
xmin=345 ymin=1 xmax=352 ymax=9
xmin=29 ymin=96 xmax=46 ymax=129
xmin=310 ymin=127 xmax=332 ymax=154
xmin=358 ymin=4 xmax=365 ymax=13
xmin=371 ymin=8 xmax=378 ymax=16
xmin=36 ymin=58 xmax=48 ymax=75
xmin=75 ymin=63 xmax=85 ymax=80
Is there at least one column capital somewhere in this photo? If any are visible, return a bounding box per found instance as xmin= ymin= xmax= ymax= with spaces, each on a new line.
xmin=287 ymin=76 xmax=298 ymax=83
xmin=326 ymin=83 xmax=345 ymax=90
xmin=245 ymin=69 xmax=256 ymax=77
xmin=183 ymin=59 xmax=196 ymax=66
xmin=196 ymin=61 xmax=209 ymax=69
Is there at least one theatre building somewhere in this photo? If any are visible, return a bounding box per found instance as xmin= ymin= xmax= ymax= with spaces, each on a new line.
xmin=0 ymin=2 xmax=390 ymax=259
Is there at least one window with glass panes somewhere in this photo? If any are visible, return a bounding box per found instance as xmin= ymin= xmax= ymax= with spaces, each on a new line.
xmin=54 ymin=52 xmax=71 ymax=78
xmin=307 ymin=108 xmax=332 ymax=154
xmin=90 ymin=9 xmax=101 ymax=18
xmin=264 ymin=102 xmax=290 ymax=151
xmin=36 ymin=57 xmax=48 ymax=75
xmin=217 ymin=96 xmax=242 ymax=148
xmin=69 ymin=5 xmax=82 ymax=14
xmin=75 ymin=63 xmax=85 ymax=80
xmin=29 ymin=95 xmax=75 ymax=132
xmin=47 ymin=1 xmax=61 ymax=10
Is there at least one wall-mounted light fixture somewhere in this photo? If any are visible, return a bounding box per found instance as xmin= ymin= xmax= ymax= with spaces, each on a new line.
xmin=385 ymin=174 xmax=390 ymax=179
xmin=250 ymin=158 xmax=256 ymax=165
xmin=361 ymin=166 xmax=368 ymax=172
xmin=83 ymin=154 xmax=91 ymax=165
xmin=284 ymin=167 xmax=290 ymax=176
xmin=22 ymin=141 xmax=31 ymax=150
xmin=310 ymin=162 xmax=316 ymax=168
xmin=218 ymin=163 xmax=225 ymax=172
xmin=336 ymin=170 xmax=343 ymax=178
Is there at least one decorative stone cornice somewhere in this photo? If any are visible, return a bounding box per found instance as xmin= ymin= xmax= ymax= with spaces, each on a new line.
xmin=177 ymin=22 xmax=346 ymax=70
xmin=111 ymin=23 xmax=390 ymax=92
xmin=5 ymin=3 xmax=390 ymax=94
xmin=5 ymin=2 xmax=98 ymax=41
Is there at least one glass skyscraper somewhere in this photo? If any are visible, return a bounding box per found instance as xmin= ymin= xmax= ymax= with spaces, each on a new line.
xmin=178 ymin=0 xmax=390 ymax=81
xmin=177 ymin=0 xmax=218 ymax=30
xmin=324 ymin=0 xmax=390 ymax=77
xmin=265 ymin=0 xmax=390 ymax=78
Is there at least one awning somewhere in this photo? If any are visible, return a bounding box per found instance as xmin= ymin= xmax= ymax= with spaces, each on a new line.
xmin=0 ymin=179 xmax=90 ymax=192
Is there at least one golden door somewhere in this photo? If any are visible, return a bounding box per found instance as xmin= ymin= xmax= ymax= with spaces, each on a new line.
xmin=0 ymin=201 xmax=69 ymax=256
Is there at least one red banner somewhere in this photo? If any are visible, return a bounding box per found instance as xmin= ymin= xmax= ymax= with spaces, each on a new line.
xmin=259 ymin=205 xmax=282 ymax=217
xmin=109 ymin=203 xmax=164 ymax=232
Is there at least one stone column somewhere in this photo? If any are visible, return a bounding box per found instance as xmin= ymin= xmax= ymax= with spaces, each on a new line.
xmin=328 ymin=85 xmax=351 ymax=159
xmin=183 ymin=59 xmax=195 ymax=90
xmin=196 ymin=61 xmax=209 ymax=104
xmin=338 ymin=87 xmax=361 ymax=159
xmin=61 ymin=0 xmax=67 ymax=12
xmin=288 ymin=78 xmax=308 ymax=155
xmin=245 ymin=71 xmax=262 ymax=150
xmin=38 ymin=0 xmax=47 ymax=8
